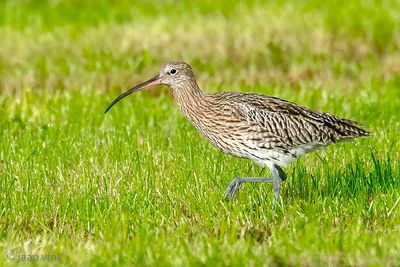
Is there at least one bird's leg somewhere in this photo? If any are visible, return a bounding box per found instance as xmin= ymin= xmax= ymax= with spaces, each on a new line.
xmin=224 ymin=165 xmax=287 ymax=206
xmin=224 ymin=177 xmax=274 ymax=199
xmin=275 ymin=165 xmax=287 ymax=181
xmin=271 ymin=164 xmax=286 ymax=207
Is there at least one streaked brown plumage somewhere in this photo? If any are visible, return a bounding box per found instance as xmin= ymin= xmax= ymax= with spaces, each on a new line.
xmin=105 ymin=61 xmax=370 ymax=204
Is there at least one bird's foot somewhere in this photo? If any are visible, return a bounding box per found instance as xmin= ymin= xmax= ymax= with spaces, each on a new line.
xmin=224 ymin=177 xmax=244 ymax=199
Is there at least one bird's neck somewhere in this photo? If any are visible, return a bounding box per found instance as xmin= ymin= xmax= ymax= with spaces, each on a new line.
xmin=171 ymin=80 xmax=206 ymax=122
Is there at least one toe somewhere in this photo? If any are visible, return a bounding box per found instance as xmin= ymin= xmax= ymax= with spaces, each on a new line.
xmin=224 ymin=178 xmax=243 ymax=199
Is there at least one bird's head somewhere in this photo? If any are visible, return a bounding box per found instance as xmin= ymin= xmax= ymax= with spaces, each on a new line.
xmin=158 ymin=61 xmax=196 ymax=86
xmin=105 ymin=61 xmax=195 ymax=113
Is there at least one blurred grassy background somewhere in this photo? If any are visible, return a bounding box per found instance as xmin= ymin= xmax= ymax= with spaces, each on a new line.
xmin=1 ymin=0 xmax=400 ymax=93
xmin=1 ymin=1 xmax=400 ymax=266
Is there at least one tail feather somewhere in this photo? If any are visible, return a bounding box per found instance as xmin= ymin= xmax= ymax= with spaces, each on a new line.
xmin=322 ymin=112 xmax=371 ymax=141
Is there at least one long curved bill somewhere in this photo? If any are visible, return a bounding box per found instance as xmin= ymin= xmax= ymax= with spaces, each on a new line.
xmin=104 ymin=74 xmax=160 ymax=113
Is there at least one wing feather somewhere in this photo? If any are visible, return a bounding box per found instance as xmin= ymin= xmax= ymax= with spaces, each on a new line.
xmin=221 ymin=92 xmax=370 ymax=148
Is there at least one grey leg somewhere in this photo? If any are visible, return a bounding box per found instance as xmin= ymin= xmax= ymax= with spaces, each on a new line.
xmin=275 ymin=165 xmax=287 ymax=181
xmin=224 ymin=177 xmax=274 ymax=199
xmin=271 ymin=164 xmax=286 ymax=207
xmin=224 ymin=164 xmax=287 ymax=205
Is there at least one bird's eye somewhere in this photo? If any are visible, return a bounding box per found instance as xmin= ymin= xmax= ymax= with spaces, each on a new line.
xmin=169 ymin=68 xmax=177 ymax=75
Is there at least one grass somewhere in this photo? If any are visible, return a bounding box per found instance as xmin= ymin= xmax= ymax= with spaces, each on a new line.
xmin=1 ymin=0 xmax=400 ymax=266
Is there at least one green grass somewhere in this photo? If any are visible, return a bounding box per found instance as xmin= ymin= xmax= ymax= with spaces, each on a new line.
xmin=1 ymin=1 xmax=400 ymax=266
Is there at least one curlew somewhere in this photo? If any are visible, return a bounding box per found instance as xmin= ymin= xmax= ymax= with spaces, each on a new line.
xmin=105 ymin=61 xmax=370 ymax=204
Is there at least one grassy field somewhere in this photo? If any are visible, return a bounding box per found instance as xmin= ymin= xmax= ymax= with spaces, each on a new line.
xmin=1 ymin=0 xmax=400 ymax=266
